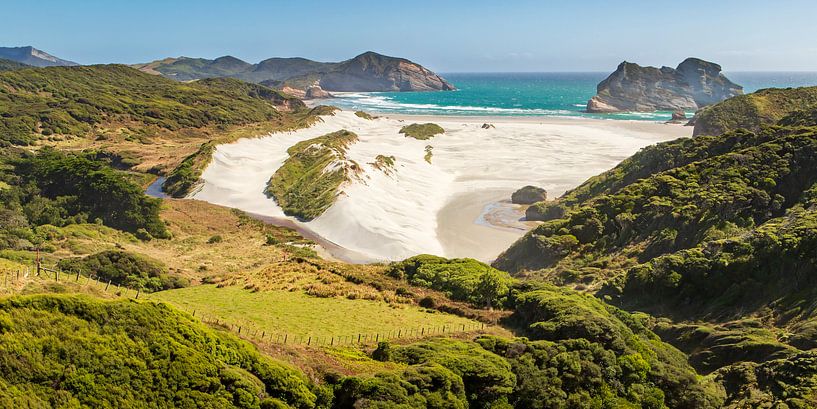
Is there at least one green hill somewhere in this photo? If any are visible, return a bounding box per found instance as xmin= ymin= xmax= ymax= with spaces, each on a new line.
xmin=0 ymin=64 xmax=304 ymax=146
xmin=494 ymin=87 xmax=817 ymax=407
xmin=692 ymin=85 xmax=817 ymax=136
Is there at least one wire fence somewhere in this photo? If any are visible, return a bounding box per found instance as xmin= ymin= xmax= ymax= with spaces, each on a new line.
xmin=1 ymin=261 xmax=492 ymax=348
xmin=186 ymin=307 xmax=488 ymax=347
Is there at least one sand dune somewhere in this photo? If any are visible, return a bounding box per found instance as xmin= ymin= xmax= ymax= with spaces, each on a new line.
xmin=192 ymin=111 xmax=690 ymax=262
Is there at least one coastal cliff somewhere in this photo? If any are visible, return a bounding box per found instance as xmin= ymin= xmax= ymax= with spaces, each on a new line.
xmin=586 ymin=58 xmax=742 ymax=113
xmin=135 ymin=51 xmax=455 ymax=93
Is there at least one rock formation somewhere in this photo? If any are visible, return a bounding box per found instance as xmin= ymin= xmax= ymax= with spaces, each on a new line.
xmin=0 ymin=46 xmax=78 ymax=67
xmin=304 ymin=84 xmax=333 ymax=99
xmin=586 ymin=58 xmax=742 ymax=113
xmin=511 ymin=185 xmax=547 ymax=204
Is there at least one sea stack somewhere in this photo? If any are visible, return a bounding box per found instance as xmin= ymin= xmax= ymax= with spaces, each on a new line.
xmin=586 ymin=58 xmax=743 ymax=113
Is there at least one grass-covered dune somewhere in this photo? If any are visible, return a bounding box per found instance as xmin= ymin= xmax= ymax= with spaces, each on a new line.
xmin=0 ymin=295 xmax=325 ymax=408
xmin=399 ymin=123 xmax=445 ymax=140
xmin=266 ymin=130 xmax=359 ymax=220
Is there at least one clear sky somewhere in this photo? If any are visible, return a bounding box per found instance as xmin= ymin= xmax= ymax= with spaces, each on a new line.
xmin=3 ymin=0 xmax=816 ymax=72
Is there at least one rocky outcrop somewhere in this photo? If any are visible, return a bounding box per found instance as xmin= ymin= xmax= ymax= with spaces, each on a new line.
xmin=0 ymin=46 xmax=78 ymax=67
xmin=314 ymin=52 xmax=456 ymax=92
xmin=136 ymin=51 xmax=454 ymax=93
xmin=511 ymin=186 xmax=547 ymax=204
xmin=304 ymin=84 xmax=333 ymax=99
xmin=586 ymin=58 xmax=742 ymax=113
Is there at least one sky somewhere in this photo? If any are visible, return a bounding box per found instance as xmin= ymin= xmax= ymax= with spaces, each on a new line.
xmin=2 ymin=0 xmax=817 ymax=72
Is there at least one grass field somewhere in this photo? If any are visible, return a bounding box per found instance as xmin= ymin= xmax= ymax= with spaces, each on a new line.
xmin=150 ymin=285 xmax=491 ymax=341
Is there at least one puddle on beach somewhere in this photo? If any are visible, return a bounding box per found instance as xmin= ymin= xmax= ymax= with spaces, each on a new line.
xmin=475 ymin=200 xmax=536 ymax=232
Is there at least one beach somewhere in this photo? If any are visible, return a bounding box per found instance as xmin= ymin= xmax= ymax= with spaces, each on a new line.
xmin=191 ymin=110 xmax=691 ymax=263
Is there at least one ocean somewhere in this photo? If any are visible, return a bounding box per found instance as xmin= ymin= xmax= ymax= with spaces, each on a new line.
xmin=327 ymin=72 xmax=817 ymax=121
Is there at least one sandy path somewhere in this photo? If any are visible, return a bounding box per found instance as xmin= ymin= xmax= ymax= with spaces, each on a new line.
xmin=191 ymin=110 xmax=691 ymax=263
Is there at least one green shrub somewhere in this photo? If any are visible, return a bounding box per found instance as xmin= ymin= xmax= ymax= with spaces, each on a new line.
xmin=57 ymin=250 xmax=186 ymax=292
xmin=388 ymin=255 xmax=514 ymax=308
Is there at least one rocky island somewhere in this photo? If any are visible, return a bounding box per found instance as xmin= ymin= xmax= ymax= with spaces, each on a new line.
xmin=586 ymin=57 xmax=743 ymax=113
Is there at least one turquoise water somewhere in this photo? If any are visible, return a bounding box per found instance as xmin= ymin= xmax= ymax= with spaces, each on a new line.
xmin=328 ymin=72 xmax=817 ymax=121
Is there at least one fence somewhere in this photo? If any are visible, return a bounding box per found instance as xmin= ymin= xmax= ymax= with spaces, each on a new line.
xmin=0 ymin=261 xmax=146 ymax=300
xmin=2 ymin=261 xmax=492 ymax=348
xmin=187 ymin=307 xmax=488 ymax=347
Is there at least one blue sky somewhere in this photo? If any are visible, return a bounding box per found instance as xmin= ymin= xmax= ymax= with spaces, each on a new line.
xmin=3 ymin=0 xmax=816 ymax=72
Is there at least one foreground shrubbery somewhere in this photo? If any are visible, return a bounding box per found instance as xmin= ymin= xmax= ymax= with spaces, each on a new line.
xmin=57 ymin=250 xmax=187 ymax=292
xmin=0 ymin=295 xmax=325 ymax=408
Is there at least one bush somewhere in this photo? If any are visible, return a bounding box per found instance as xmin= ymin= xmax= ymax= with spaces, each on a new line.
xmin=388 ymin=255 xmax=514 ymax=308
xmin=57 ymin=250 xmax=187 ymax=292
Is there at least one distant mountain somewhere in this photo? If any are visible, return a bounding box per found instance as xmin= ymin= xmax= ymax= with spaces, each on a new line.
xmin=0 ymin=46 xmax=78 ymax=67
xmin=134 ymin=51 xmax=455 ymax=93
xmin=586 ymin=58 xmax=743 ymax=113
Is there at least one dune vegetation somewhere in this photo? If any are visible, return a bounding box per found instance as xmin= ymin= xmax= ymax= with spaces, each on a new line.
xmin=266 ymin=130 xmax=359 ymax=220
xmin=399 ymin=123 xmax=445 ymax=140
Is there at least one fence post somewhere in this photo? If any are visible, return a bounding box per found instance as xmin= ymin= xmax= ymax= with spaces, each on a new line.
xmin=238 ymin=326 xmax=241 ymax=334
xmin=105 ymin=280 xmax=111 ymax=291
xmin=135 ymin=288 xmax=140 ymax=299
xmin=357 ymin=334 xmax=361 ymax=343
xmin=284 ymin=334 xmax=288 ymax=344
xmin=307 ymin=336 xmax=311 ymax=346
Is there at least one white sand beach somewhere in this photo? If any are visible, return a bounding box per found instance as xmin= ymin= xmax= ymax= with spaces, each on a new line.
xmin=191 ymin=110 xmax=691 ymax=263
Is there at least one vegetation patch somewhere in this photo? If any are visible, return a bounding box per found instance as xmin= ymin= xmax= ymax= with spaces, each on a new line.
xmin=57 ymin=250 xmax=187 ymax=292
xmin=354 ymin=111 xmax=375 ymax=120
xmin=370 ymin=154 xmax=396 ymax=175
xmin=399 ymin=123 xmax=445 ymax=140
xmin=0 ymin=148 xmax=168 ymax=253
xmin=424 ymin=145 xmax=433 ymax=163
xmin=266 ymin=130 xmax=359 ymax=220
xmin=388 ymin=255 xmax=514 ymax=309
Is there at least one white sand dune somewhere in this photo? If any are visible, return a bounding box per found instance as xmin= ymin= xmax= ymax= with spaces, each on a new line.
xmin=192 ymin=111 xmax=690 ymax=262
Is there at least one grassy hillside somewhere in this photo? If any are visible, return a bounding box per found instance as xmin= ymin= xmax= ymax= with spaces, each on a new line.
xmin=494 ymin=87 xmax=817 ymax=407
xmin=0 ymin=64 xmax=303 ymax=146
xmin=266 ymin=130 xmax=359 ymax=220
xmin=692 ymin=85 xmax=817 ymax=136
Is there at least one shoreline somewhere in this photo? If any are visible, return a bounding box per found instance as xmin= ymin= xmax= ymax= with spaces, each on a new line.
xmin=187 ymin=109 xmax=692 ymax=263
